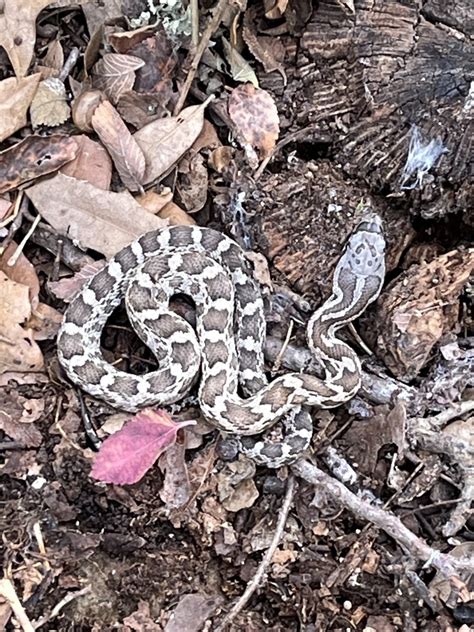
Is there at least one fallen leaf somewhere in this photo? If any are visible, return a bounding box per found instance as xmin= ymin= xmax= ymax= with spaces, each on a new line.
xmin=117 ymin=90 xmax=171 ymax=129
xmin=158 ymin=202 xmax=196 ymax=226
xmin=48 ymin=260 xmax=105 ymax=302
xmin=243 ymin=7 xmax=286 ymax=81
xmin=191 ymin=120 xmax=221 ymax=153
xmin=0 ymin=271 xmax=44 ymax=373
xmin=0 ymin=197 xmax=12 ymax=222
xmin=30 ymin=77 xmax=71 ymax=128
xmin=264 ymin=0 xmax=289 ymax=19
xmin=92 ymin=53 xmax=145 ymax=102
xmin=0 ymin=392 xmax=44 ymax=447
xmin=136 ymin=189 xmax=173 ymax=214
xmin=164 ymin=593 xmax=222 ymax=632
xmin=92 ymin=100 xmax=146 ymax=192
xmin=0 ymin=73 xmax=41 ymax=142
xmin=159 ymin=442 xmax=192 ymax=509
xmin=209 ymin=146 xmax=234 ymax=172
xmin=26 ymin=173 xmax=167 ymax=257
xmin=91 ymin=409 xmax=196 ymax=485
xmin=109 ymin=24 xmax=157 ymax=54
xmin=123 ymin=600 xmax=160 ymax=632
xmin=41 ymin=39 xmax=64 ymax=76
xmin=134 ymin=101 xmax=209 ymax=185
xmin=60 ymin=135 xmax=112 ymax=190
xmin=0 ymin=242 xmax=40 ymax=307
xmin=0 ymin=0 xmax=56 ymax=77
xmin=27 ymin=302 xmax=63 ymax=341
xmin=0 ymin=135 xmax=78 ymax=194
xmin=176 ymin=153 xmax=208 ymax=213
xmin=222 ymin=36 xmax=259 ymax=87
xmin=228 ymin=83 xmax=280 ymax=159
xmin=130 ymin=31 xmax=177 ymax=93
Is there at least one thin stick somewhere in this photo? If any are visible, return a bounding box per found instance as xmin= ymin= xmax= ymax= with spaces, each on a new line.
xmin=173 ymin=0 xmax=228 ymax=115
xmin=271 ymin=319 xmax=294 ymax=375
xmin=0 ymin=578 xmax=34 ymax=632
xmin=292 ymin=458 xmax=472 ymax=593
xmin=190 ymin=0 xmax=200 ymax=46
xmin=7 ymin=214 xmax=41 ymax=266
xmin=214 ymin=475 xmax=296 ymax=631
xmin=33 ymin=586 xmax=91 ymax=629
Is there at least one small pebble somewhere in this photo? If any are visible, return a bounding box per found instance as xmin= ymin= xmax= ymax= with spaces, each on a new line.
xmin=216 ymin=437 xmax=240 ymax=461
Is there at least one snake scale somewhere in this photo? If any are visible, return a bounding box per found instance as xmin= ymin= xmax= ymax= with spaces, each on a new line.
xmin=58 ymin=216 xmax=385 ymax=467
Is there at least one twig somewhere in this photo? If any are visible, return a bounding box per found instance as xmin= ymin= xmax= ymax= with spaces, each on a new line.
xmin=7 ymin=214 xmax=41 ymax=266
xmin=270 ymin=320 xmax=294 ymax=375
xmin=0 ymin=578 xmax=35 ymax=632
xmin=190 ymin=0 xmax=199 ymax=46
xmin=424 ymin=399 xmax=474 ymax=431
xmin=33 ymin=585 xmax=91 ymax=629
xmin=214 ymin=475 xmax=296 ymax=631
xmin=58 ymin=47 xmax=80 ymax=83
xmin=173 ymin=0 xmax=228 ymax=115
xmin=291 ymin=458 xmax=472 ymax=593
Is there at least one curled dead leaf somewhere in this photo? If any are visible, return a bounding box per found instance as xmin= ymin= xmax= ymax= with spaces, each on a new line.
xmin=92 ymin=100 xmax=146 ymax=192
xmin=0 ymin=134 xmax=78 ymax=194
xmin=228 ymin=83 xmax=280 ymax=159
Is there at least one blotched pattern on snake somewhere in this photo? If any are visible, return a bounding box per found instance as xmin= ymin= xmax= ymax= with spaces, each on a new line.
xmin=57 ymin=216 xmax=386 ymax=467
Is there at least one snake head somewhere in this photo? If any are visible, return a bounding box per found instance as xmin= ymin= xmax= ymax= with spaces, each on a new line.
xmin=341 ymin=215 xmax=386 ymax=280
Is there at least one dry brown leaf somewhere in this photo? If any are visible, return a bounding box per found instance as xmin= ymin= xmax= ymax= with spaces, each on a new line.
xmin=92 ymin=100 xmax=146 ymax=192
xmin=0 ymin=242 xmax=40 ymax=308
xmin=0 ymin=197 xmax=12 ymax=222
xmin=0 ymin=73 xmax=41 ymax=142
xmin=0 ymin=135 xmax=78 ymax=194
xmin=0 ymin=0 xmax=56 ymax=77
xmin=158 ymin=202 xmax=196 ymax=226
xmin=130 ymin=31 xmax=177 ymax=94
xmin=243 ymin=7 xmax=286 ymax=81
xmin=41 ymin=39 xmax=64 ymax=75
xmin=48 ymin=260 xmax=105 ymax=302
xmin=92 ymin=53 xmax=145 ymax=102
xmin=0 ymin=271 xmax=44 ymax=374
xmin=228 ymin=83 xmax=280 ymax=159
xmin=136 ymin=189 xmax=173 ymax=214
xmin=117 ymin=90 xmax=170 ymax=129
xmin=191 ymin=120 xmax=222 ymax=153
xmin=209 ymin=146 xmax=234 ymax=172
xmin=109 ymin=24 xmax=157 ymax=54
xmin=30 ymin=77 xmax=71 ymax=128
xmin=134 ymin=102 xmax=209 ymax=185
xmin=27 ymin=302 xmax=63 ymax=341
xmin=26 ymin=173 xmax=167 ymax=258
xmin=264 ymin=0 xmax=289 ymax=19
xmin=60 ymin=135 xmax=112 ymax=190
xmin=176 ymin=153 xmax=208 ymax=213
xmin=221 ymin=36 xmax=259 ymax=87
xmin=0 ymin=391 xmax=44 ymax=447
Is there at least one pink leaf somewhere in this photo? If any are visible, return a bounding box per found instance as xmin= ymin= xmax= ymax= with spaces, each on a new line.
xmin=91 ymin=409 xmax=196 ymax=485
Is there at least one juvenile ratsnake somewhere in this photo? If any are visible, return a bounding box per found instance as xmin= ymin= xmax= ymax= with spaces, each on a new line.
xmin=57 ymin=216 xmax=386 ymax=467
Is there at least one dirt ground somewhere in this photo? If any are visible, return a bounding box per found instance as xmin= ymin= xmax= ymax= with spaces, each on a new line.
xmin=0 ymin=1 xmax=473 ymax=631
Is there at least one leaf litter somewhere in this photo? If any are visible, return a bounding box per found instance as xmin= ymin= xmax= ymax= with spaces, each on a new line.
xmin=0 ymin=3 xmax=472 ymax=631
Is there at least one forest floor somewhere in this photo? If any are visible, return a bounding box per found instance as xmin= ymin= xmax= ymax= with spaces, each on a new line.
xmin=0 ymin=1 xmax=473 ymax=631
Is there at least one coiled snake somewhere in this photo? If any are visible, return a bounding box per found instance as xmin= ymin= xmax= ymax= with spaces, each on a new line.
xmin=58 ymin=216 xmax=385 ymax=467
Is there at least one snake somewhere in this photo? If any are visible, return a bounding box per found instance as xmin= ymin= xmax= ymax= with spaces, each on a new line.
xmin=57 ymin=215 xmax=385 ymax=468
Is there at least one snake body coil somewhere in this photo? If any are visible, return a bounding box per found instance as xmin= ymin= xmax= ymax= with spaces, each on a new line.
xmin=58 ymin=217 xmax=385 ymax=467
